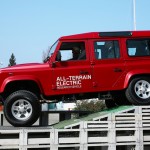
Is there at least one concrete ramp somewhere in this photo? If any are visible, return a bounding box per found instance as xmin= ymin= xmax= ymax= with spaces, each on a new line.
xmin=0 ymin=106 xmax=150 ymax=150
xmin=53 ymin=106 xmax=134 ymax=129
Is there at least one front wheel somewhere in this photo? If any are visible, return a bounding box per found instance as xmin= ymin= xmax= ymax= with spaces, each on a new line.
xmin=126 ymin=77 xmax=150 ymax=105
xmin=4 ymin=90 xmax=41 ymax=127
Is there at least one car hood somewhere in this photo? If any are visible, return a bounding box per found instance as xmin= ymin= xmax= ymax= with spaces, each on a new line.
xmin=0 ymin=63 xmax=48 ymax=72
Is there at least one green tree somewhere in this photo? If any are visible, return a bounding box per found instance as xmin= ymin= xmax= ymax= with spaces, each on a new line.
xmin=74 ymin=100 xmax=106 ymax=112
xmin=8 ymin=53 xmax=16 ymax=66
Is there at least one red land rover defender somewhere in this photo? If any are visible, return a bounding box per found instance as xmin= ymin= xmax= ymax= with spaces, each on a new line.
xmin=0 ymin=31 xmax=150 ymax=126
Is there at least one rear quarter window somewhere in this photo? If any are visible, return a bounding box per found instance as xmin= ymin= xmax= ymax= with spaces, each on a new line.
xmin=127 ymin=39 xmax=150 ymax=57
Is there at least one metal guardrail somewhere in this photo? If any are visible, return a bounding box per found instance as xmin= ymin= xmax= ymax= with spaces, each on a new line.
xmin=0 ymin=106 xmax=150 ymax=150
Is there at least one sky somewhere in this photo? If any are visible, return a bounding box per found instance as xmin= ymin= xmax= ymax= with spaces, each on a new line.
xmin=0 ymin=0 xmax=150 ymax=67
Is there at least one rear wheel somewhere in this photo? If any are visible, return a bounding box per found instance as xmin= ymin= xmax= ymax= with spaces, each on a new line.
xmin=4 ymin=90 xmax=41 ymax=127
xmin=105 ymin=91 xmax=131 ymax=108
xmin=105 ymin=99 xmax=117 ymax=108
xmin=113 ymin=91 xmax=131 ymax=105
xmin=126 ymin=77 xmax=150 ymax=105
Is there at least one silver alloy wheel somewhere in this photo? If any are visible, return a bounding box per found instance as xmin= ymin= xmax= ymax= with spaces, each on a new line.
xmin=11 ymin=99 xmax=32 ymax=121
xmin=134 ymin=80 xmax=150 ymax=99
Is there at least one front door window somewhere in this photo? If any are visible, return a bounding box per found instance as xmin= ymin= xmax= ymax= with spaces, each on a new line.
xmin=56 ymin=42 xmax=86 ymax=61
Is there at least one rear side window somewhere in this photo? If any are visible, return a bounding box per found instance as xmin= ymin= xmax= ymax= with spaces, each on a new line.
xmin=94 ymin=41 xmax=120 ymax=59
xmin=127 ymin=39 xmax=150 ymax=56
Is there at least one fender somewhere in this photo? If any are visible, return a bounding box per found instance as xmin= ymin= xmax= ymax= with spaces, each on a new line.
xmin=124 ymin=69 xmax=150 ymax=89
xmin=0 ymin=75 xmax=43 ymax=93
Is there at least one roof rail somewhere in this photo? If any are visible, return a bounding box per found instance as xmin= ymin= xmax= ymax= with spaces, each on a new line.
xmin=99 ymin=31 xmax=132 ymax=37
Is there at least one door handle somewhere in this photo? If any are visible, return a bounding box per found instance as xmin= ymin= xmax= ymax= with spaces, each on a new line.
xmin=80 ymin=70 xmax=89 ymax=74
xmin=114 ymin=68 xmax=122 ymax=72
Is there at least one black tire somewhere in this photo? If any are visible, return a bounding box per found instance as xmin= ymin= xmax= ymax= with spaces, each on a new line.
xmin=105 ymin=99 xmax=117 ymax=108
xmin=4 ymin=90 xmax=41 ymax=127
xmin=105 ymin=91 xmax=132 ymax=109
xmin=125 ymin=77 xmax=150 ymax=105
xmin=113 ymin=91 xmax=131 ymax=105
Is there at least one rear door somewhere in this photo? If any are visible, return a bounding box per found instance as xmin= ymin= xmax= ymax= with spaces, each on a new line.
xmin=90 ymin=39 xmax=126 ymax=91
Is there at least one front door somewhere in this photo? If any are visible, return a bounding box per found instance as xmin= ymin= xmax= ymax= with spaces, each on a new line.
xmin=51 ymin=40 xmax=93 ymax=96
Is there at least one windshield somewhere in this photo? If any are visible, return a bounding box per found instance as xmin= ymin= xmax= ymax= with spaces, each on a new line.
xmin=48 ymin=40 xmax=58 ymax=58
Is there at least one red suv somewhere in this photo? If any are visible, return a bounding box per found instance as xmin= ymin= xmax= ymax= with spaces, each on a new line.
xmin=1 ymin=31 xmax=150 ymax=126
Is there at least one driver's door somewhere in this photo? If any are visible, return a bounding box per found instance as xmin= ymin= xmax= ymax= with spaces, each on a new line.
xmin=51 ymin=40 xmax=93 ymax=95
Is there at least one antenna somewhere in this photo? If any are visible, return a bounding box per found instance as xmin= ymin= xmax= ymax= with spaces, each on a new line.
xmin=133 ymin=0 xmax=136 ymax=30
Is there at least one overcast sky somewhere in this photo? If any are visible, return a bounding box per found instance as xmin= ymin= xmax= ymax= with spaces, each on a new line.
xmin=0 ymin=0 xmax=150 ymax=67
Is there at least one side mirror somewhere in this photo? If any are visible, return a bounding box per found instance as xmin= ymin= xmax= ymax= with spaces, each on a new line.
xmin=51 ymin=62 xmax=56 ymax=68
xmin=56 ymin=51 xmax=61 ymax=61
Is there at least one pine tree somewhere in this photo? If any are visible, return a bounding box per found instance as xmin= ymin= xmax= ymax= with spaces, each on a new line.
xmin=8 ymin=53 xmax=16 ymax=66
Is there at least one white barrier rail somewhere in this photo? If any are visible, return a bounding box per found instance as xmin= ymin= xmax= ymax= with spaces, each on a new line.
xmin=0 ymin=106 xmax=150 ymax=150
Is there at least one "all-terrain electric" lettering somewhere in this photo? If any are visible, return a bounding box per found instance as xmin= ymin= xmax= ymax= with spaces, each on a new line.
xmin=56 ymin=75 xmax=92 ymax=89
